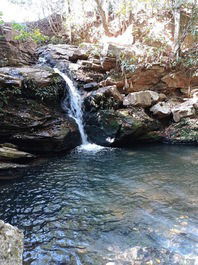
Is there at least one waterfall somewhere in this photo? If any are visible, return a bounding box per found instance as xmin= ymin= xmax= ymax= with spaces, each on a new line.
xmin=54 ymin=68 xmax=103 ymax=151
xmin=54 ymin=68 xmax=88 ymax=145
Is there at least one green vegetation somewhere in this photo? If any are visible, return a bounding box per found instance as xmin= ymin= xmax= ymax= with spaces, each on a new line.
xmin=0 ymin=86 xmax=22 ymax=108
xmin=0 ymin=11 xmax=4 ymax=25
xmin=12 ymin=23 xmax=49 ymax=44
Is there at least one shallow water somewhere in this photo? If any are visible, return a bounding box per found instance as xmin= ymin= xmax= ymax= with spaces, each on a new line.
xmin=0 ymin=145 xmax=197 ymax=265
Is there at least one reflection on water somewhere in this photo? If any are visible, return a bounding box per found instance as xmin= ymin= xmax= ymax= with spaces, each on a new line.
xmin=0 ymin=145 xmax=197 ymax=265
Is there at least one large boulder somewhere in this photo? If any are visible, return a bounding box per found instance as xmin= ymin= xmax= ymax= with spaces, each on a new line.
xmin=84 ymin=86 xmax=123 ymax=112
xmin=0 ymin=221 xmax=23 ymax=265
xmin=85 ymin=108 xmax=161 ymax=146
xmin=123 ymin=90 xmax=160 ymax=107
xmin=0 ymin=25 xmax=37 ymax=67
xmin=0 ymin=66 xmax=65 ymax=106
xmin=163 ymin=118 xmax=198 ymax=144
xmin=0 ymin=98 xmax=80 ymax=152
xmin=0 ymin=66 xmax=81 ymax=152
xmin=172 ymin=99 xmax=197 ymax=122
xmin=38 ymin=44 xmax=89 ymax=64
xmin=150 ymin=102 xmax=172 ymax=119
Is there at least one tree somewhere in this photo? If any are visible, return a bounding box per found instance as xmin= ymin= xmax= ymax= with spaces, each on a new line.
xmin=94 ymin=0 xmax=133 ymax=37
xmin=169 ymin=0 xmax=198 ymax=58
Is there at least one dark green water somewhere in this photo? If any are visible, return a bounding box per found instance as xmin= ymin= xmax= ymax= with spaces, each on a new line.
xmin=0 ymin=145 xmax=197 ymax=265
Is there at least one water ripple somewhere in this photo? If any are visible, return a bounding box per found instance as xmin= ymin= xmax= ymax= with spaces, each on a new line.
xmin=0 ymin=145 xmax=197 ymax=265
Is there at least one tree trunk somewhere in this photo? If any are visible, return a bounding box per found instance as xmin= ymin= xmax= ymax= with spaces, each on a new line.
xmin=173 ymin=6 xmax=181 ymax=58
xmin=94 ymin=0 xmax=114 ymax=37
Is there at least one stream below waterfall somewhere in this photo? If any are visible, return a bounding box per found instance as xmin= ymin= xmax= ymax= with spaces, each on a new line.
xmin=0 ymin=145 xmax=197 ymax=265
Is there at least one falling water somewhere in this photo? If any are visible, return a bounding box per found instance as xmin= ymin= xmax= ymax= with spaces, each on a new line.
xmin=54 ymin=68 xmax=103 ymax=151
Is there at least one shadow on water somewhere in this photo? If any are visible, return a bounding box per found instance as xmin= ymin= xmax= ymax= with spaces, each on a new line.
xmin=0 ymin=145 xmax=197 ymax=265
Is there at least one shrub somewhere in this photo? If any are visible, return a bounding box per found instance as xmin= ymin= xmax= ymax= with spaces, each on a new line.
xmin=12 ymin=23 xmax=49 ymax=44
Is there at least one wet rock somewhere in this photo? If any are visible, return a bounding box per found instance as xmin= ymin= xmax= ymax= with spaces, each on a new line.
xmin=0 ymin=66 xmax=65 ymax=106
xmin=0 ymin=99 xmax=80 ymax=153
xmin=84 ymin=86 xmax=123 ymax=112
xmin=0 ymin=220 xmax=23 ymax=265
xmin=38 ymin=44 xmax=89 ymax=64
xmin=83 ymin=82 xmax=99 ymax=91
xmin=123 ymin=90 xmax=160 ymax=107
xmin=164 ymin=118 xmax=198 ymax=144
xmin=150 ymin=102 xmax=172 ymax=119
xmin=0 ymin=25 xmax=37 ymax=67
xmin=0 ymin=146 xmax=35 ymax=162
xmin=0 ymin=163 xmax=29 ymax=180
xmin=0 ymin=66 xmax=81 ymax=153
xmin=0 ymin=143 xmax=18 ymax=149
xmin=85 ymin=108 xmax=161 ymax=146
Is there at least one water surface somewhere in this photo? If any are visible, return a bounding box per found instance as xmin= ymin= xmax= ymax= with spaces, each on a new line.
xmin=0 ymin=145 xmax=197 ymax=265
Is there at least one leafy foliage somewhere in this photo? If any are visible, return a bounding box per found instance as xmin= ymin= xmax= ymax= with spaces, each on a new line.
xmin=0 ymin=11 xmax=4 ymax=25
xmin=0 ymin=86 xmax=22 ymax=107
xmin=12 ymin=23 xmax=49 ymax=44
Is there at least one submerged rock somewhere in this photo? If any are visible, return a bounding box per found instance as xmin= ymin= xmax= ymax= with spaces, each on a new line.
xmin=85 ymin=108 xmax=161 ymax=146
xmin=0 ymin=162 xmax=29 ymax=180
xmin=0 ymin=220 xmax=23 ymax=265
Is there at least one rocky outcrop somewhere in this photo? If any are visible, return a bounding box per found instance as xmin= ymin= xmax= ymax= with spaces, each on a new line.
xmin=1 ymin=42 xmax=197 ymax=153
xmin=164 ymin=118 xmax=198 ymax=144
xmin=0 ymin=25 xmax=37 ymax=67
xmin=84 ymin=86 xmax=123 ymax=112
xmin=38 ymin=44 xmax=89 ymax=64
xmin=0 ymin=221 xmax=23 ymax=265
xmin=0 ymin=66 xmax=81 ymax=153
xmin=150 ymin=102 xmax=172 ymax=119
xmin=85 ymin=108 xmax=161 ymax=146
xmin=172 ymin=102 xmax=195 ymax=122
xmin=101 ymin=65 xmax=167 ymax=94
xmin=0 ymin=145 xmax=35 ymax=162
xmin=123 ymin=90 xmax=160 ymax=107
xmin=162 ymin=71 xmax=198 ymax=93
xmin=172 ymin=97 xmax=197 ymax=122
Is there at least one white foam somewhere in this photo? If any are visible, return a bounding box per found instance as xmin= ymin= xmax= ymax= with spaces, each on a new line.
xmin=78 ymin=143 xmax=104 ymax=152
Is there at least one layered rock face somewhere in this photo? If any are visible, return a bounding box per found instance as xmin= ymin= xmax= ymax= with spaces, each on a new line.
xmin=0 ymin=221 xmax=23 ymax=265
xmin=0 ymin=25 xmax=37 ymax=67
xmin=0 ymin=66 xmax=81 ymax=153
xmin=37 ymin=43 xmax=198 ymax=145
xmin=85 ymin=108 xmax=161 ymax=146
xmin=0 ymin=42 xmax=197 ymax=158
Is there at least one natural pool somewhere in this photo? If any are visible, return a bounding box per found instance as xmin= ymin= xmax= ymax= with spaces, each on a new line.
xmin=0 ymin=145 xmax=197 ymax=265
